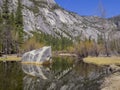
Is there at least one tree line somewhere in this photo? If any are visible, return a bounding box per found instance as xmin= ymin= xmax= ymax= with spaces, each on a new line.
xmin=0 ymin=0 xmax=24 ymax=55
xmin=22 ymin=31 xmax=73 ymax=51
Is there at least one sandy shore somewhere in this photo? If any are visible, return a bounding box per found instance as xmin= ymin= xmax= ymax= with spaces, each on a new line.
xmin=101 ymin=65 xmax=120 ymax=90
xmin=101 ymin=72 xmax=120 ymax=90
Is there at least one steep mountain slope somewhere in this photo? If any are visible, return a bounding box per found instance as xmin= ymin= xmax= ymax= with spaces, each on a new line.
xmin=108 ymin=16 xmax=120 ymax=40
xmin=109 ymin=15 xmax=120 ymax=31
xmin=0 ymin=0 xmax=119 ymax=41
xmin=21 ymin=0 xmax=116 ymax=41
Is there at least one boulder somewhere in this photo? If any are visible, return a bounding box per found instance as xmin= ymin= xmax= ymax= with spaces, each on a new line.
xmin=22 ymin=46 xmax=52 ymax=64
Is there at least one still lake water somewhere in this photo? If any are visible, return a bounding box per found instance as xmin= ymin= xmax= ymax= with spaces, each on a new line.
xmin=0 ymin=57 xmax=112 ymax=90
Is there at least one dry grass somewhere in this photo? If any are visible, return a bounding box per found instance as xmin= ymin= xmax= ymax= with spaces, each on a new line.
xmin=21 ymin=61 xmax=51 ymax=66
xmin=0 ymin=55 xmax=21 ymax=61
xmin=84 ymin=56 xmax=120 ymax=65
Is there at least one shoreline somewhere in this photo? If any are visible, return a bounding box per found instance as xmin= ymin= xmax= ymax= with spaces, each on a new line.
xmin=101 ymin=65 xmax=120 ymax=90
xmin=0 ymin=54 xmax=120 ymax=65
xmin=0 ymin=55 xmax=21 ymax=61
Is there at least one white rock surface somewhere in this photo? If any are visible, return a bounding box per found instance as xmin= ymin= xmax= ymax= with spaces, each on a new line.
xmin=22 ymin=46 xmax=52 ymax=63
xmin=0 ymin=0 xmax=120 ymax=41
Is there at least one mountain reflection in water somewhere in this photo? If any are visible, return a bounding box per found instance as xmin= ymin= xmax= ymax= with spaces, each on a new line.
xmin=22 ymin=57 xmax=112 ymax=90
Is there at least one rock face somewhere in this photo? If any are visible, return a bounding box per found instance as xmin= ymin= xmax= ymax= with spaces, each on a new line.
xmin=0 ymin=0 xmax=120 ymax=40
xmin=22 ymin=46 xmax=52 ymax=64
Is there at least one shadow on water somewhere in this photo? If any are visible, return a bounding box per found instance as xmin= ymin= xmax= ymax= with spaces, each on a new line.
xmin=0 ymin=57 xmax=112 ymax=90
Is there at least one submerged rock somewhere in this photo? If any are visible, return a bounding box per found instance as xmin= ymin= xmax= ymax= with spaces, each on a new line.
xmin=22 ymin=46 xmax=52 ymax=64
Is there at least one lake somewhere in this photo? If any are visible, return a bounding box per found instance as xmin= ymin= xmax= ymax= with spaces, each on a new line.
xmin=0 ymin=57 xmax=112 ymax=90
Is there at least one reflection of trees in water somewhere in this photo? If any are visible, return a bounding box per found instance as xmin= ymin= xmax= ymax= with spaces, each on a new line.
xmin=23 ymin=75 xmax=51 ymax=90
xmin=51 ymin=57 xmax=74 ymax=80
xmin=0 ymin=62 xmax=24 ymax=90
xmin=22 ymin=57 xmax=112 ymax=90
xmin=74 ymin=61 xmax=111 ymax=79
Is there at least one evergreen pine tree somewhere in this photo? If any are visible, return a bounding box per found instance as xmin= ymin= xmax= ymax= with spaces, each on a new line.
xmin=15 ymin=0 xmax=24 ymax=51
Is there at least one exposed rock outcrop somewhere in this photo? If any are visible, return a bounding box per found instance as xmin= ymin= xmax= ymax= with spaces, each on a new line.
xmin=0 ymin=0 xmax=120 ymax=41
xmin=22 ymin=46 xmax=52 ymax=64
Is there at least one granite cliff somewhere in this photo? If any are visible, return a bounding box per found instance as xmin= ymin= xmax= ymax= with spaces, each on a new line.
xmin=0 ymin=0 xmax=120 ymax=41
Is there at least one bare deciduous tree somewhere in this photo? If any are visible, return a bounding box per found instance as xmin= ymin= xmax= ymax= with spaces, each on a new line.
xmin=98 ymin=1 xmax=109 ymax=56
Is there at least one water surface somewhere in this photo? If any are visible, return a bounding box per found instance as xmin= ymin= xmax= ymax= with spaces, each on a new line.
xmin=0 ymin=57 xmax=112 ymax=90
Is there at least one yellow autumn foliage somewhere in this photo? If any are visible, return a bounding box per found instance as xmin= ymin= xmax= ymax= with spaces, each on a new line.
xmin=22 ymin=36 xmax=44 ymax=51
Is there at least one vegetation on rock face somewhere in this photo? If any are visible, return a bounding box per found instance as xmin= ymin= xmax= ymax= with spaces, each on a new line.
xmin=22 ymin=31 xmax=73 ymax=51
